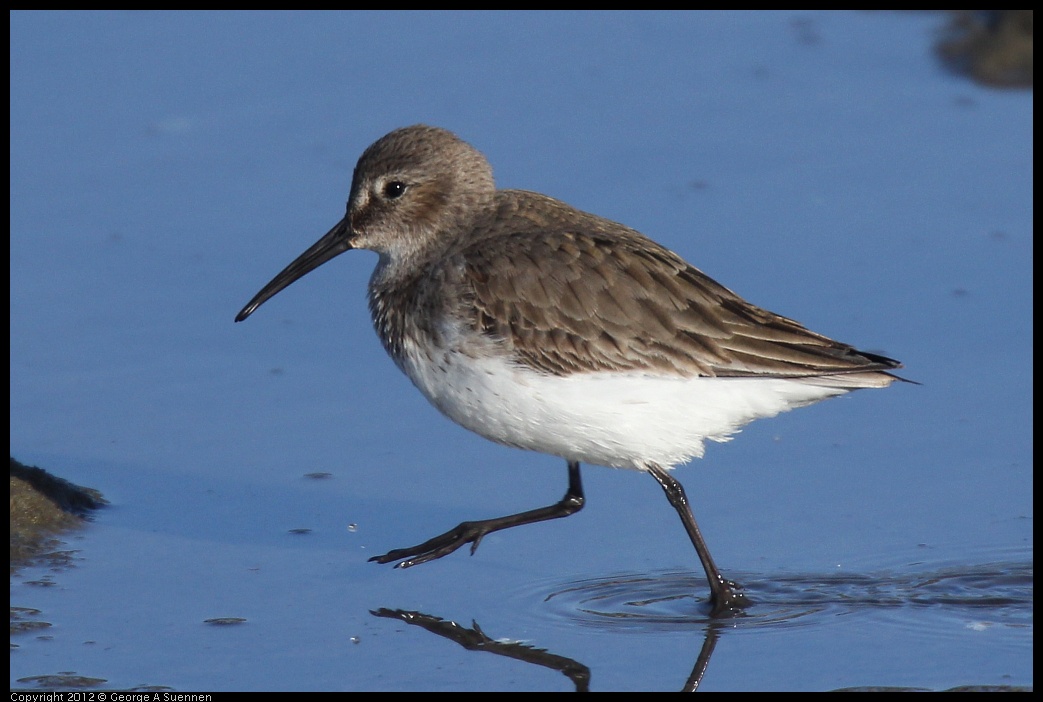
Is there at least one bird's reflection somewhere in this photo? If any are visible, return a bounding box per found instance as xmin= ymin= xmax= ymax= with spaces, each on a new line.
xmin=370 ymin=560 xmax=1031 ymax=690
xmin=371 ymin=608 xmax=591 ymax=691
xmin=371 ymin=607 xmax=729 ymax=691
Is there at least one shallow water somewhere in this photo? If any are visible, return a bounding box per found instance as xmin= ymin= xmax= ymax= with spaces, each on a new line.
xmin=10 ymin=10 xmax=1032 ymax=692
xmin=371 ymin=557 xmax=1033 ymax=691
xmin=9 ymin=497 xmax=1032 ymax=691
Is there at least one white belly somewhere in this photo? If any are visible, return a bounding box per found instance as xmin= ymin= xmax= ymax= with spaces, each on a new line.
xmin=396 ymin=337 xmax=848 ymax=470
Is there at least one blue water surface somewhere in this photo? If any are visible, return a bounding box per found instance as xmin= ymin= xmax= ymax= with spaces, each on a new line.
xmin=10 ymin=10 xmax=1031 ymax=692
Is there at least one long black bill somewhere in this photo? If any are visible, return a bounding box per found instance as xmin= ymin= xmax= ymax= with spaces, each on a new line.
xmin=235 ymin=217 xmax=352 ymax=322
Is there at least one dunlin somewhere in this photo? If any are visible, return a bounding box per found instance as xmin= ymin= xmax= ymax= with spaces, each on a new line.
xmin=236 ymin=125 xmax=903 ymax=613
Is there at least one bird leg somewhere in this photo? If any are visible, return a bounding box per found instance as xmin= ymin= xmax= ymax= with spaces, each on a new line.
xmin=370 ymin=460 xmax=585 ymax=568
xmin=646 ymin=462 xmax=750 ymax=615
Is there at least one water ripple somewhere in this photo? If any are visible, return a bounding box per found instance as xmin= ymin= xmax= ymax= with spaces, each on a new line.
xmin=532 ymin=560 xmax=1032 ymax=632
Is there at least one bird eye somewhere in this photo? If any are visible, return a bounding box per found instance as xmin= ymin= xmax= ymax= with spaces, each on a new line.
xmin=383 ymin=181 xmax=407 ymax=199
